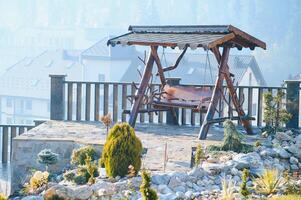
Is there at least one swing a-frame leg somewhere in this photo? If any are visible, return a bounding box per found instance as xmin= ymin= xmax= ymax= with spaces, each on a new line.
xmin=129 ymin=46 xmax=156 ymax=127
xmin=198 ymin=46 xmax=253 ymax=140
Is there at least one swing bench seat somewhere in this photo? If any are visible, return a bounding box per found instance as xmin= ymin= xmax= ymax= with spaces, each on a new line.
xmin=152 ymin=85 xmax=213 ymax=112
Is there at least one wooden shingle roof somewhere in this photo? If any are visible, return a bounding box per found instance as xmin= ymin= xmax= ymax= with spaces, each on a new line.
xmin=107 ymin=25 xmax=266 ymax=50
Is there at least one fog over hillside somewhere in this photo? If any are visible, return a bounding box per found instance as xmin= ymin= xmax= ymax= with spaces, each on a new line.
xmin=0 ymin=0 xmax=300 ymax=85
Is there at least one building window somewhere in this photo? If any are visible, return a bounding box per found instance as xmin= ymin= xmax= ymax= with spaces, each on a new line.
xmin=98 ymin=74 xmax=105 ymax=82
xmin=6 ymin=98 xmax=12 ymax=108
xmin=25 ymin=100 xmax=32 ymax=110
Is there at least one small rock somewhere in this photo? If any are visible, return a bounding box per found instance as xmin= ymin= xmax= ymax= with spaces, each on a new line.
xmin=176 ymin=191 xmax=185 ymax=198
xmin=185 ymin=190 xmax=194 ymax=199
xmin=187 ymin=167 xmax=205 ymax=178
xmin=159 ymin=192 xmax=177 ymax=200
xmin=275 ymin=132 xmax=292 ymax=141
xmin=168 ymin=176 xmax=182 ymax=189
xmin=291 ymin=164 xmax=299 ymax=171
xmin=230 ymin=167 xmax=239 ymax=176
xmin=22 ymin=196 xmax=43 ymax=200
xmin=274 ymin=147 xmax=291 ymax=159
xmin=290 ymin=157 xmax=299 ymax=165
xmin=158 ymin=184 xmax=173 ymax=194
xmin=73 ymin=185 xmax=93 ymax=200
xmin=233 ymin=152 xmax=261 ymax=169
xmin=207 ymin=157 xmax=219 ymax=163
xmin=260 ymin=148 xmax=277 ymax=157
xmin=172 ymin=185 xmax=186 ymax=193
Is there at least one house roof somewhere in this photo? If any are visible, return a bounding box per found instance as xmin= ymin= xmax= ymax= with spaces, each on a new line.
xmin=120 ymin=51 xmax=267 ymax=86
xmin=108 ymin=25 xmax=266 ymax=50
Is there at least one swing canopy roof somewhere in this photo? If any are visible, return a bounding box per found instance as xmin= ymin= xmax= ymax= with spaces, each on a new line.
xmin=107 ymin=25 xmax=266 ymax=50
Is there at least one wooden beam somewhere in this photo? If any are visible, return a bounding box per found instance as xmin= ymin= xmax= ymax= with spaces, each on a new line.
xmin=228 ymin=25 xmax=266 ymax=50
xmin=199 ymin=46 xmax=230 ymax=139
xmin=128 ymin=47 xmax=156 ymax=127
xmin=208 ymin=33 xmax=235 ymax=49
xmin=151 ymin=46 xmax=166 ymax=86
xmin=212 ymin=47 xmax=253 ymax=135
xmin=161 ymin=46 xmax=187 ymax=72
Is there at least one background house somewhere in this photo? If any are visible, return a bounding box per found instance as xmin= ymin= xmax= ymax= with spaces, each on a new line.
xmin=0 ymin=37 xmax=267 ymax=124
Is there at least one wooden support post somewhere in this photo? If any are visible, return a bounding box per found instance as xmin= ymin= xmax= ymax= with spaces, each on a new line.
xmin=200 ymin=46 xmax=253 ymax=138
xmin=166 ymin=77 xmax=181 ymax=125
xmin=151 ymin=46 xmax=166 ymax=86
xmin=129 ymin=47 xmax=156 ymax=127
xmin=199 ymin=47 xmax=230 ymax=139
xmin=285 ymin=80 xmax=301 ymax=128
xmin=49 ymin=75 xmax=66 ymax=120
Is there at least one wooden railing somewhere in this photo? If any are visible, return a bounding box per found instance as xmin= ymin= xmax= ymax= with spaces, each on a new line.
xmin=0 ymin=124 xmax=36 ymax=163
xmin=50 ymin=75 xmax=301 ymax=128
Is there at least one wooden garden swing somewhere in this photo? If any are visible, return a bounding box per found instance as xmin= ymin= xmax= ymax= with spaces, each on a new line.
xmin=107 ymin=25 xmax=266 ymax=139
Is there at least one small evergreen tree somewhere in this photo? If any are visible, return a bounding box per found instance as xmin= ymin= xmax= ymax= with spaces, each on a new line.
xmin=240 ymin=168 xmax=250 ymax=198
xmin=263 ymin=91 xmax=292 ymax=134
xmin=194 ymin=144 xmax=206 ymax=167
xmin=85 ymin=154 xmax=98 ymax=184
xmin=140 ymin=170 xmax=158 ymax=200
xmin=37 ymin=149 xmax=58 ymax=171
xmin=101 ymin=123 xmax=142 ymax=177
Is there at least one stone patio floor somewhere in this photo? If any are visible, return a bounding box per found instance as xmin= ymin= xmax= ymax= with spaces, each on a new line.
xmin=1 ymin=120 xmax=261 ymax=194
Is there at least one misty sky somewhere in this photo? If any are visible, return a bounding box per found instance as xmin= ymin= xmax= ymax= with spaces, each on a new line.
xmin=0 ymin=0 xmax=300 ymax=86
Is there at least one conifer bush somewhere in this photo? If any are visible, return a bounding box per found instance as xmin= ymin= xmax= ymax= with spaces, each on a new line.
xmin=140 ymin=170 xmax=158 ymax=200
xmin=101 ymin=123 xmax=143 ymax=178
xmin=208 ymin=120 xmax=253 ymax=153
xmin=37 ymin=149 xmax=58 ymax=171
xmin=71 ymin=145 xmax=97 ymax=166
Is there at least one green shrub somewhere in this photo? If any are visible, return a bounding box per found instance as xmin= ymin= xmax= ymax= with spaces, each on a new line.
xmin=85 ymin=155 xmax=98 ymax=184
xmin=140 ymin=170 xmax=158 ymax=200
xmin=263 ymin=91 xmax=292 ymax=135
xmin=71 ymin=145 xmax=97 ymax=166
xmin=240 ymin=169 xmax=250 ymax=198
xmin=0 ymin=193 xmax=7 ymax=200
xmin=208 ymin=120 xmax=253 ymax=153
xmin=194 ymin=144 xmax=206 ymax=167
xmin=37 ymin=149 xmax=58 ymax=171
xmin=255 ymin=140 xmax=262 ymax=147
xmin=101 ymin=123 xmax=142 ymax=178
xmin=73 ymin=175 xmax=87 ymax=185
xmin=63 ymin=170 xmax=75 ymax=182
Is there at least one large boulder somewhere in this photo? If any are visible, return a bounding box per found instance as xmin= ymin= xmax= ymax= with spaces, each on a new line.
xmin=274 ymin=147 xmax=291 ymax=159
xmin=232 ymin=152 xmax=261 ymax=169
xmin=44 ymin=184 xmax=92 ymax=200
xmin=152 ymin=174 xmax=170 ymax=185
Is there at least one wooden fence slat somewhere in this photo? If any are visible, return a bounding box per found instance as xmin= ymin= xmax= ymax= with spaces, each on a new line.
xmin=181 ymin=108 xmax=186 ymax=125
xmin=257 ymin=88 xmax=263 ymax=126
xmin=103 ymin=83 xmax=109 ymax=115
xmin=85 ymin=83 xmax=91 ymax=121
xmin=10 ymin=127 xmax=16 ymax=159
xmin=67 ymin=83 xmax=73 ymax=120
xmin=248 ymin=88 xmax=253 ymax=117
xmin=76 ymin=83 xmax=82 ymax=121
xmin=121 ymin=84 xmax=127 ymax=122
xmin=191 ymin=110 xmax=195 ymax=126
xmin=2 ymin=127 xmax=8 ymax=163
xmin=94 ymin=84 xmax=100 ymax=121
xmin=19 ymin=126 xmax=25 ymax=135
xmin=113 ymin=84 xmax=118 ymax=122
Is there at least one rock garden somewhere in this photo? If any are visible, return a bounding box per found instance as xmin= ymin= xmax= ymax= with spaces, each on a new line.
xmin=2 ymin=91 xmax=301 ymax=200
